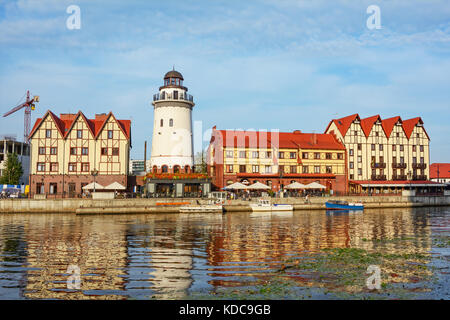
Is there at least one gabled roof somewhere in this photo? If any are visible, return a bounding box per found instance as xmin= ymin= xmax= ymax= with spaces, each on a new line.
xmin=430 ymin=163 xmax=450 ymax=179
xmin=324 ymin=114 xmax=360 ymax=137
xmin=402 ymin=117 xmax=429 ymax=140
xmin=29 ymin=110 xmax=131 ymax=140
xmin=381 ymin=116 xmax=402 ymax=138
xmin=212 ymin=129 xmax=345 ymax=150
xmin=360 ymin=115 xmax=382 ymax=137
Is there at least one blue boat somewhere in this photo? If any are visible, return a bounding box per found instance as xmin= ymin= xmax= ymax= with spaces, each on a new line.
xmin=325 ymin=200 xmax=364 ymax=211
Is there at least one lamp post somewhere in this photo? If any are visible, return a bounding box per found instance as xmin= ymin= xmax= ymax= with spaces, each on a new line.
xmin=91 ymin=169 xmax=98 ymax=194
xmin=407 ymin=170 xmax=412 ymax=194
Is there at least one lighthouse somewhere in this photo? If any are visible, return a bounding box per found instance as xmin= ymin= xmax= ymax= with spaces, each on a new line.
xmin=150 ymin=69 xmax=195 ymax=174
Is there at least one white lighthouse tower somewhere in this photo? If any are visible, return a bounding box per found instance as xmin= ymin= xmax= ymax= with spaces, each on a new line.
xmin=150 ymin=69 xmax=195 ymax=174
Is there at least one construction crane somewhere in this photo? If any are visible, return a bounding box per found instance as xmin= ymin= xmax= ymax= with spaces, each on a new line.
xmin=3 ymin=90 xmax=39 ymax=143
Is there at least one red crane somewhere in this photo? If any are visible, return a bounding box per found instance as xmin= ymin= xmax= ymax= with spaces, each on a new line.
xmin=2 ymin=90 xmax=39 ymax=143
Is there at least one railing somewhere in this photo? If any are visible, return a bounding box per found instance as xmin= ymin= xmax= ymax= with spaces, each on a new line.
xmin=412 ymin=163 xmax=427 ymax=169
xmin=371 ymin=162 xmax=386 ymax=169
xmin=392 ymin=175 xmax=407 ymax=181
xmin=392 ymin=163 xmax=407 ymax=169
xmin=153 ymin=92 xmax=194 ymax=103
xmin=371 ymin=174 xmax=387 ymax=181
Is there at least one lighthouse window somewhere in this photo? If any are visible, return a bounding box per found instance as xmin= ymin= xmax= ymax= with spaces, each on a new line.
xmin=169 ymin=119 xmax=173 ymax=127
xmin=160 ymin=119 xmax=163 ymax=127
xmin=171 ymin=78 xmax=175 ymax=85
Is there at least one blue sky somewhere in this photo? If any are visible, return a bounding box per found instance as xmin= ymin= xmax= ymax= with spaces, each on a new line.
xmin=1 ymin=0 xmax=449 ymax=162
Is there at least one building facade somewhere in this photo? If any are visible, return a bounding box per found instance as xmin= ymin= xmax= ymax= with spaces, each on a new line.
xmin=29 ymin=111 xmax=131 ymax=197
xmin=325 ymin=114 xmax=431 ymax=193
xmin=150 ymin=69 xmax=195 ymax=174
xmin=129 ymin=159 xmax=151 ymax=176
xmin=207 ymin=128 xmax=347 ymax=193
xmin=430 ymin=163 xmax=450 ymax=184
xmin=0 ymin=136 xmax=30 ymax=185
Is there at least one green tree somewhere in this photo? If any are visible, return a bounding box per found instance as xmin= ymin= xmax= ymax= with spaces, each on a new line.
xmin=0 ymin=153 xmax=23 ymax=185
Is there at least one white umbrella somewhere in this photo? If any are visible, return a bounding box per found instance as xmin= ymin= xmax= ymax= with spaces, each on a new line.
xmin=285 ymin=182 xmax=306 ymax=189
xmin=247 ymin=182 xmax=271 ymax=189
xmin=104 ymin=182 xmax=126 ymax=190
xmin=82 ymin=182 xmax=104 ymax=190
xmin=223 ymin=182 xmax=248 ymax=190
xmin=304 ymin=182 xmax=326 ymax=189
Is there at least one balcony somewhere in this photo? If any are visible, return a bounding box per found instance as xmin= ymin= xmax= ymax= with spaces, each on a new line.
xmin=371 ymin=162 xmax=386 ymax=169
xmin=392 ymin=175 xmax=407 ymax=181
xmin=371 ymin=174 xmax=387 ymax=181
xmin=413 ymin=175 xmax=427 ymax=181
xmin=392 ymin=163 xmax=407 ymax=169
xmin=412 ymin=163 xmax=427 ymax=170
xmin=153 ymin=92 xmax=194 ymax=103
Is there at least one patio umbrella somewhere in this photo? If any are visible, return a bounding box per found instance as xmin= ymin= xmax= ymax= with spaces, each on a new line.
xmin=304 ymin=182 xmax=326 ymax=189
xmin=104 ymin=182 xmax=126 ymax=190
xmin=82 ymin=182 xmax=104 ymax=190
xmin=223 ymin=182 xmax=248 ymax=190
xmin=284 ymin=182 xmax=306 ymax=189
xmin=247 ymin=182 xmax=271 ymax=189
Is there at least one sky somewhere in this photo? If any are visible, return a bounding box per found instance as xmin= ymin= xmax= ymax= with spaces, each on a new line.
xmin=0 ymin=0 xmax=449 ymax=162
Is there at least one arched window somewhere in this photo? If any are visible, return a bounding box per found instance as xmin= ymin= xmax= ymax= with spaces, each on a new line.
xmin=162 ymin=165 xmax=168 ymax=173
xmin=169 ymin=119 xmax=173 ymax=127
xmin=152 ymin=165 xmax=158 ymax=173
xmin=160 ymin=119 xmax=163 ymax=127
xmin=173 ymin=165 xmax=180 ymax=173
xmin=184 ymin=165 xmax=190 ymax=173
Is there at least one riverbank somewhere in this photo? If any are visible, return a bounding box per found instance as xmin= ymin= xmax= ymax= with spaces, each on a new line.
xmin=1 ymin=195 xmax=449 ymax=214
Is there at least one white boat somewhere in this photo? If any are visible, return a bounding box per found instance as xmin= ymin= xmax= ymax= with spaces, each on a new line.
xmin=250 ymin=199 xmax=293 ymax=212
xmin=179 ymin=204 xmax=223 ymax=213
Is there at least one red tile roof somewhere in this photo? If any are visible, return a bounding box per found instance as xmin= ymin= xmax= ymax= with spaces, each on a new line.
xmin=380 ymin=116 xmax=402 ymax=138
xmin=29 ymin=110 xmax=131 ymax=140
xmin=360 ymin=115 xmax=381 ymax=137
xmin=430 ymin=163 xmax=450 ymax=179
xmin=212 ymin=129 xmax=345 ymax=150
xmin=324 ymin=114 xmax=359 ymax=137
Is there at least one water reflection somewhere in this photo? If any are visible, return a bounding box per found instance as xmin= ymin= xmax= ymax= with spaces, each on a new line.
xmin=0 ymin=207 xmax=446 ymax=299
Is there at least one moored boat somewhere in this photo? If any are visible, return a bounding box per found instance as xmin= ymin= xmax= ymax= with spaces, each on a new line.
xmin=325 ymin=200 xmax=364 ymax=210
xmin=250 ymin=199 xmax=293 ymax=212
xmin=179 ymin=205 xmax=223 ymax=213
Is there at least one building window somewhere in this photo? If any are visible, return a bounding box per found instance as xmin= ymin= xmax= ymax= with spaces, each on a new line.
xmin=239 ymin=165 xmax=246 ymax=173
xmin=371 ymin=144 xmax=375 ymax=151
xmin=101 ymin=148 xmax=108 ymax=155
xmin=290 ymin=152 xmax=296 ymax=159
xmin=326 ymin=153 xmax=332 ymax=160
xmin=108 ymin=130 xmax=113 ymax=139
xmin=112 ymin=148 xmax=119 ymax=156
xmin=357 ymin=144 xmax=362 ymax=151
xmin=70 ymin=147 xmax=77 ymax=155
xmin=279 ymin=165 xmax=284 ymax=173
xmin=173 ymin=165 xmax=180 ymax=173
xmin=393 ymin=156 xmax=397 ymax=164
xmin=420 ymin=145 xmax=424 ymax=152
xmin=278 ymin=152 xmax=285 ymax=159
xmin=302 ymin=166 xmax=309 ymax=173
xmin=350 ymin=174 xmax=354 ymax=180
xmin=226 ymin=165 xmax=233 ymax=173
xmin=38 ymin=147 xmax=46 ymax=155
xmin=265 ymin=165 xmax=272 ymax=173
xmin=412 ymin=157 xmax=417 ymax=164
xmin=400 ymin=145 xmax=404 ymax=151
xmin=350 ymin=162 xmax=354 ymax=169
xmin=379 ymin=144 xmax=383 ymax=151
xmin=239 ymin=151 xmax=246 ymax=158
xmin=326 ymin=166 xmax=332 ymax=173
xmin=337 ymin=153 xmax=343 ymax=160
xmin=162 ymin=165 xmax=168 ymax=173
xmin=160 ymin=119 xmax=163 ymax=127
xmin=68 ymin=163 xmax=77 ymax=172
xmin=46 ymin=129 xmax=51 ymax=138
xmin=37 ymin=162 xmax=45 ymax=172
xmin=400 ymin=156 xmax=405 ymax=164
xmin=354 ymin=131 xmax=357 ymax=136
xmin=49 ymin=183 xmax=57 ymax=195
xmin=302 ymin=152 xmax=308 ymax=159
xmin=184 ymin=165 xmax=190 ymax=173
xmin=349 ymin=149 xmax=353 ymax=156
xmin=266 ymin=151 xmax=272 ymax=158
xmin=252 ymin=151 xmax=259 ymax=158
xmin=314 ymin=152 xmax=321 ymax=159
xmin=314 ymin=166 xmax=320 ymax=173
xmin=358 ymin=168 xmax=362 ymax=175
xmin=290 ymin=166 xmax=297 ymax=173
xmin=392 ymin=145 xmax=396 ymax=151
xmin=81 ymin=163 xmax=89 ymax=172
xmin=50 ymin=147 xmax=57 ymax=155
xmin=412 ymin=145 xmax=416 ymax=152
xmin=82 ymin=147 xmax=88 ymax=155
xmin=50 ymin=162 xmax=58 ymax=172
xmin=36 ymin=183 xmax=44 ymax=194
xmin=77 ymin=130 xmax=82 ymax=139
xmin=358 ymin=156 xmax=362 ymax=163
xmin=420 ymin=157 xmax=424 ymax=164
xmin=252 ymin=165 xmax=259 ymax=173
xmin=169 ymin=119 xmax=173 ymax=127
xmin=226 ymin=150 xmax=233 ymax=158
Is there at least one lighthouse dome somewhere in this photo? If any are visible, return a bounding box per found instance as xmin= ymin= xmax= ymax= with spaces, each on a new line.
xmin=164 ymin=70 xmax=184 ymax=80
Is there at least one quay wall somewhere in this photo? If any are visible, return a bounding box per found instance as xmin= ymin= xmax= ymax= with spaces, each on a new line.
xmin=0 ymin=196 xmax=449 ymax=214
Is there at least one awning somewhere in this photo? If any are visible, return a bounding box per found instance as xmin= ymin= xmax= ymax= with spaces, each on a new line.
xmin=304 ymin=182 xmax=326 ymax=189
xmin=284 ymin=182 xmax=306 ymax=189
xmin=223 ymin=182 xmax=248 ymax=190
xmin=82 ymin=182 xmax=104 ymax=190
xmin=104 ymin=182 xmax=126 ymax=190
xmin=247 ymin=182 xmax=271 ymax=189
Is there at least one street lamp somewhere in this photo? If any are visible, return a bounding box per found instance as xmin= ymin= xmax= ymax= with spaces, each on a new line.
xmin=407 ymin=170 xmax=412 ymax=193
xmin=91 ymin=169 xmax=98 ymax=194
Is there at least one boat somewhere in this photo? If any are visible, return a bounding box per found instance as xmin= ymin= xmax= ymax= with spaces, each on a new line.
xmin=179 ymin=204 xmax=223 ymax=213
xmin=325 ymin=200 xmax=364 ymax=210
xmin=250 ymin=199 xmax=293 ymax=212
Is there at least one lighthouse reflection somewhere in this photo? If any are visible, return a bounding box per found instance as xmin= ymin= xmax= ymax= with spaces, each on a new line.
xmin=0 ymin=208 xmax=441 ymax=299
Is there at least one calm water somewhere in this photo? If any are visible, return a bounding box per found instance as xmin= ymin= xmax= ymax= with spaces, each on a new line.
xmin=0 ymin=207 xmax=448 ymax=299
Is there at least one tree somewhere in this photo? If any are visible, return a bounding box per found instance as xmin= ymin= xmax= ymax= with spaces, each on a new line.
xmin=0 ymin=153 xmax=23 ymax=185
xmin=194 ymin=150 xmax=207 ymax=173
